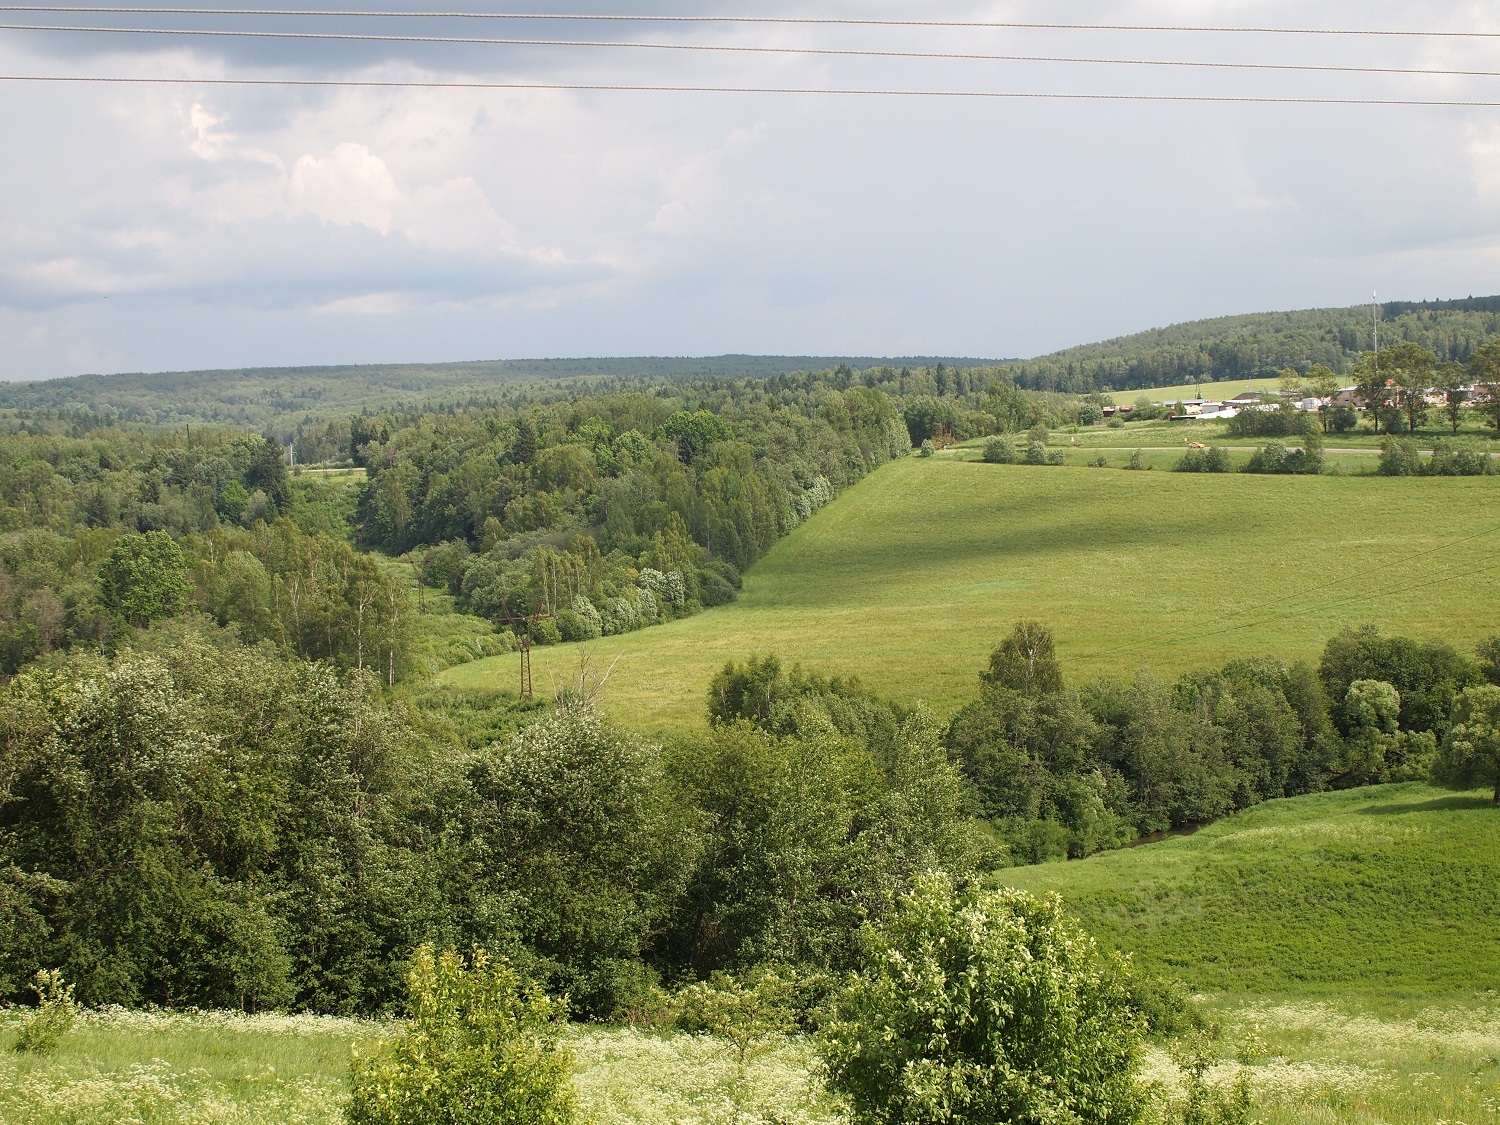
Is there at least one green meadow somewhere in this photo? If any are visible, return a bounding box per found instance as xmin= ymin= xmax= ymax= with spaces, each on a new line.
xmin=1002 ymin=783 xmax=1500 ymax=1125
xmin=440 ymin=456 xmax=1500 ymax=732
xmin=998 ymin=783 xmax=1500 ymax=1001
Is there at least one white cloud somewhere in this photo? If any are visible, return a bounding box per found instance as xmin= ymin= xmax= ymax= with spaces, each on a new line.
xmin=286 ymin=142 xmax=403 ymax=233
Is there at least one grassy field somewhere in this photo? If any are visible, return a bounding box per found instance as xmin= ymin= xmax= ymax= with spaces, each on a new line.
xmin=1000 ymin=783 xmax=1500 ymax=1125
xmin=0 ymin=1008 xmax=837 ymax=1125
xmin=1119 ymin=376 xmax=1287 ymax=404
xmin=440 ymin=455 xmax=1500 ymax=732
xmin=998 ymin=783 xmax=1500 ymax=1000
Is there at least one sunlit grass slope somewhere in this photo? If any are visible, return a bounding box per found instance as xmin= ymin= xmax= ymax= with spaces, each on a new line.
xmin=999 ymin=784 xmax=1500 ymax=1000
xmin=439 ymin=457 xmax=1500 ymax=731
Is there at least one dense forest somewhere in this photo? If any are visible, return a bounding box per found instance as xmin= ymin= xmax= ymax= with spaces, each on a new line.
xmin=1002 ymin=295 xmax=1500 ymax=393
xmin=0 ymin=355 xmax=991 ymax=432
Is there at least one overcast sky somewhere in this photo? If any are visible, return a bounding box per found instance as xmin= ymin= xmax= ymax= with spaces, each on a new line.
xmin=3 ymin=0 xmax=1500 ymax=379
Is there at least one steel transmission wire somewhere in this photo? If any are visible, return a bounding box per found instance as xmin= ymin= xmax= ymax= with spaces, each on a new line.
xmin=5 ymin=22 xmax=1500 ymax=82
xmin=1 ymin=8 xmax=1499 ymax=38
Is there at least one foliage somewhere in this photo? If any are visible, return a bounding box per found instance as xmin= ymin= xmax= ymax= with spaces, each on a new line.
xmin=1319 ymin=625 xmax=1481 ymax=739
xmin=1380 ymin=435 xmax=1494 ymax=476
xmin=982 ymin=435 xmax=1015 ymax=463
xmin=12 ymin=970 xmax=77 ymax=1055
xmin=1159 ymin=1035 xmax=1254 ymax=1125
xmin=99 ymin=531 xmax=190 ymax=626
xmin=981 ymin=620 xmax=1064 ymax=696
xmin=819 ymin=871 xmax=1150 ymax=1125
xmin=1432 ymin=683 xmax=1500 ymax=803
xmin=1175 ymin=447 xmax=1230 ymax=473
xmin=462 ymin=707 xmax=694 ymax=1018
xmin=346 ymin=945 xmax=577 ymax=1125
xmin=0 ymin=633 xmax=436 ymax=1011
xmin=1224 ymin=404 xmax=1308 ymax=439
xmin=1242 ymin=432 xmax=1322 ymax=474
xmin=949 ymin=640 xmax=1340 ymax=854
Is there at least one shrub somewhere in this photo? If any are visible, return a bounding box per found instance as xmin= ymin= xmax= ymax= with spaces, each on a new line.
xmin=1089 ymin=454 xmax=1109 ymax=467
xmin=1330 ymin=404 xmax=1359 ymax=433
xmin=1378 ymin=437 xmax=1423 ymax=477
xmin=346 ymin=945 xmax=578 ymax=1125
xmin=1428 ymin=439 xmax=1493 ymax=476
xmin=1244 ymin=436 xmax=1321 ymax=475
xmin=919 ymin=439 xmax=936 ymax=458
xmin=1177 ymin=447 xmax=1230 ymax=473
xmin=982 ymin=436 xmax=1017 ymax=464
xmin=820 ymin=871 xmax=1149 ymax=1125
xmin=13 ymin=969 xmax=77 ymax=1055
xmin=1126 ymin=450 xmax=1147 ymax=470
xmin=1025 ymin=441 xmax=1063 ymax=466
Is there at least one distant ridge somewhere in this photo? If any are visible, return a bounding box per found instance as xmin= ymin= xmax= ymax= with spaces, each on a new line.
xmin=6 ymin=293 xmax=1500 ymax=426
xmin=0 ymin=354 xmax=1001 ymax=431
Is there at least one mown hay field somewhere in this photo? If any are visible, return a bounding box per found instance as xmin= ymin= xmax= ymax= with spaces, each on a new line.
xmin=440 ymin=456 xmax=1500 ymax=732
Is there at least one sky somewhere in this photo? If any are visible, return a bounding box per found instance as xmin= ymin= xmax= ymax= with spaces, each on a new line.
xmin=4 ymin=1 xmax=1500 ymax=379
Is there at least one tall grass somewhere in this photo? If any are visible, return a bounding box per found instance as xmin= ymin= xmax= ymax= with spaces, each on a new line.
xmin=2 ymin=1000 xmax=1496 ymax=1124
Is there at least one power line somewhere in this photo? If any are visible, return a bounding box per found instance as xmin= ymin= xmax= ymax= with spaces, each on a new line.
xmin=8 ymin=22 xmax=1500 ymax=81
xmin=6 ymin=74 xmax=1500 ymax=105
xmin=1 ymin=8 xmax=1498 ymax=39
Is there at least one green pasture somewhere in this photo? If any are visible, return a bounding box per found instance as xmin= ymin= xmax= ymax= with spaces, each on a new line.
xmin=1115 ymin=375 xmax=1287 ymax=404
xmin=440 ymin=456 xmax=1500 ymax=732
xmin=1055 ymin=417 xmax=1498 ymax=451
xmin=998 ymin=783 xmax=1500 ymax=1002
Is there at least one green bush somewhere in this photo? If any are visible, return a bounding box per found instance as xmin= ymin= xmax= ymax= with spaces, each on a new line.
xmin=1378 ymin=437 xmax=1423 ymax=477
xmin=346 ymin=945 xmax=578 ymax=1125
xmin=820 ymin=871 xmax=1149 ymax=1125
xmin=13 ymin=969 xmax=77 ymax=1055
xmin=982 ymin=436 xmax=1017 ymax=464
xmin=1176 ymin=447 xmax=1230 ymax=473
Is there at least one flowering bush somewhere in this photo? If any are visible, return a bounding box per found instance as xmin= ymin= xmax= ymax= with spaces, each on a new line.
xmin=820 ymin=872 xmax=1149 ymax=1125
xmin=346 ymin=946 xmax=577 ymax=1125
xmin=13 ymin=970 xmax=76 ymax=1055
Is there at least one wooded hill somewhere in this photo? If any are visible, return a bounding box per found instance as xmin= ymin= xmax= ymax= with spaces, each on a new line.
xmin=1003 ymin=294 xmax=1500 ymax=393
xmin=5 ymin=293 xmax=1500 ymax=428
xmin=0 ymin=355 xmax=995 ymax=432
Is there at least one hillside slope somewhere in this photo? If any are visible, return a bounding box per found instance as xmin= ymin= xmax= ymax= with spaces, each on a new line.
xmin=440 ymin=456 xmax=1500 ymax=731
xmin=999 ymin=784 xmax=1500 ymax=999
xmin=1004 ymin=294 xmax=1500 ymax=393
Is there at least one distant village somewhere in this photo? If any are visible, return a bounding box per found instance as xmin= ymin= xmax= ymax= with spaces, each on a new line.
xmin=1108 ymin=384 xmax=1480 ymax=422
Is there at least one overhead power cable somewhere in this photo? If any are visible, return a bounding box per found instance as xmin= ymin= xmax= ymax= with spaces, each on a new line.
xmin=1 ymin=8 xmax=1498 ymax=39
xmin=6 ymin=74 xmax=1500 ymax=106
xmin=7 ymin=22 xmax=1500 ymax=81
